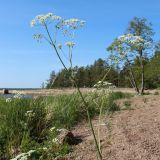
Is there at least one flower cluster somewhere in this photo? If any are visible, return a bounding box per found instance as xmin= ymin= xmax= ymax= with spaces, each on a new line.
xmin=30 ymin=13 xmax=85 ymax=29
xmin=57 ymin=43 xmax=62 ymax=50
xmin=11 ymin=150 xmax=35 ymax=160
xmin=93 ymin=81 xmax=115 ymax=89
xmin=52 ymin=138 xmax=59 ymax=144
xmin=50 ymin=126 xmax=56 ymax=132
xmin=108 ymin=34 xmax=152 ymax=58
xmin=25 ymin=110 xmax=35 ymax=118
xmin=6 ymin=98 xmax=12 ymax=103
xmin=13 ymin=91 xmax=24 ymax=99
xmin=33 ymin=34 xmax=43 ymax=42
xmin=117 ymin=34 xmax=151 ymax=50
xmin=64 ymin=18 xmax=85 ymax=29
xmin=65 ymin=41 xmax=75 ymax=48
xmin=30 ymin=13 xmax=62 ymax=27
xmin=31 ymin=12 xmax=85 ymax=53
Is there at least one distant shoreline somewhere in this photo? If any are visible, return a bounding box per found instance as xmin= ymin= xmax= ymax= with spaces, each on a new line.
xmin=0 ymin=88 xmax=40 ymax=90
xmin=0 ymin=88 xmax=159 ymax=97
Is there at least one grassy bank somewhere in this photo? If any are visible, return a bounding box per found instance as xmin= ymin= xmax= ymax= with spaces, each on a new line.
xmin=0 ymin=91 xmax=132 ymax=159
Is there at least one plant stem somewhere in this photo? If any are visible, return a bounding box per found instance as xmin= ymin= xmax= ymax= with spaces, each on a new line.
xmin=74 ymin=82 xmax=102 ymax=160
xmin=44 ymin=24 xmax=102 ymax=160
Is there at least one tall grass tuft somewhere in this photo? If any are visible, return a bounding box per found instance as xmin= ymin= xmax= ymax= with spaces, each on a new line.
xmin=0 ymin=91 xmax=132 ymax=159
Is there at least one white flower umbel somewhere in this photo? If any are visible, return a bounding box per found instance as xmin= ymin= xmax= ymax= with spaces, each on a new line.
xmin=108 ymin=33 xmax=152 ymax=63
xmin=50 ymin=126 xmax=56 ymax=132
xmin=93 ymin=81 xmax=115 ymax=89
xmin=52 ymin=138 xmax=59 ymax=144
xmin=43 ymin=147 xmax=47 ymax=151
xmin=6 ymin=98 xmax=12 ymax=103
xmin=25 ymin=110 xmax=35 ymax=118
xmin=65 ymin=41 xmax=75 ymax=48
xmin=64 ymin=18 xmax=85 ymax=29
xmin=30 ymin=19 xmax=36 ymax=27
xmin=114 ymin=34 xmax=151 ymax=53
xmin=30 ymin=13 xmax=62 ymax=27
xmin=33 ymin=34 xmax=43 ymax=42
xmin=52 ymin=15 xmax=62 ymax=21
xmin=13 ymin=91 xmax=24 ymax=99
xmin=10 ymin=150 xmax=35 ymax=160
xmin=57 ymin=43 xmax=62 ymax=50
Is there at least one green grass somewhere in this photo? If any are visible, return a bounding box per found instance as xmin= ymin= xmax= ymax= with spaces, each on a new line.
xmin=0 ymin=91 xmax=132 ymax=159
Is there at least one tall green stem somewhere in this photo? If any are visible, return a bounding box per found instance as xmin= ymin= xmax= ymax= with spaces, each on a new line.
xmin=44 ymin=24 xmax=102 ymax=160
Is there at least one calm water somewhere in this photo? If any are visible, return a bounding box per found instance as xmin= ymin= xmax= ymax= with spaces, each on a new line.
xmin=0 ymin=88 xmax=39 ymax=99
xmin=0 ymin=94 xmax=32 ymax=99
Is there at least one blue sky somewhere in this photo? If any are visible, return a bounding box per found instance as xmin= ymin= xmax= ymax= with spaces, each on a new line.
xmin=0 ymin=0 xmax=160 ymax=88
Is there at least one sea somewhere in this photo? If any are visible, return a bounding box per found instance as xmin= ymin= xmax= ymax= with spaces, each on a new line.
xmin=0 ymin=88 xmax=40 ymax=90
xmin=0 ymin=88 xmax=40 ymax=99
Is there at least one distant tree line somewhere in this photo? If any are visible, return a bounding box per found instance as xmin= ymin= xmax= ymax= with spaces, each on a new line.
xmin=45 ymin=51 xmax=160 ymax=89
xmin=46 ymin=58 xmax=118 ymax=88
